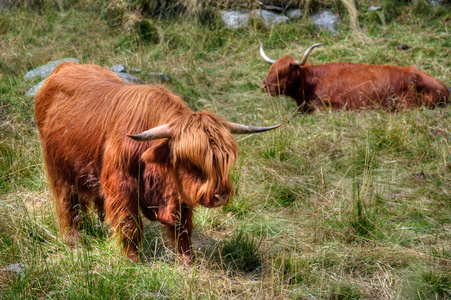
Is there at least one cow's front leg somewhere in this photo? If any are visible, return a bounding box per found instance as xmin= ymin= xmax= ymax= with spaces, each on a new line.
xmin=102 ymin=172 xmax=142 ymax=262
xmin=162 ymin=204 xmax=193 ymax=263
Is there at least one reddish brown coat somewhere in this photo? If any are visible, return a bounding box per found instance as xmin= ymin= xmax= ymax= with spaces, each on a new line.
xmin=35 ymin=61 xmax=239 ymax=262
xmin=263 ymin=56 xmax=449 ymax=113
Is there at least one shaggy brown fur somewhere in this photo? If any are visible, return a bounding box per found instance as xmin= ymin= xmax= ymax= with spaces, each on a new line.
xmin=263 ymin=57 xmax=449 ymax=113
xmin=35 ymin=61 xmax=238 ymax=262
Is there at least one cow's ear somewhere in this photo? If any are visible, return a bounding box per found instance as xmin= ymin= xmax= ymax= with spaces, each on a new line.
xmin=142 ymin=142 xmax=172 ymax=165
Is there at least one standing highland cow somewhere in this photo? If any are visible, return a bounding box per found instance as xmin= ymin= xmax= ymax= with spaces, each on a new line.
xmin=35 ymin=61 xmax=280 ymax=262
xmin=260 ymin=43 xmax=449 ymax=113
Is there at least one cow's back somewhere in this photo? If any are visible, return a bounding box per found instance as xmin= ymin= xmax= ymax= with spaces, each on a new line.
xmin=35 ymin=62 xmax=122 ymax=129
xmin=307 ymin=63 xmax=448 ymax=110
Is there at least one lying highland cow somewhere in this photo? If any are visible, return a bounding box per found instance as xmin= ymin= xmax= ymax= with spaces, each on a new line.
xmin=260 ymin=43 xmax=449 ymax=113
xmin=35 ymin=61 xmax=280 ymax=262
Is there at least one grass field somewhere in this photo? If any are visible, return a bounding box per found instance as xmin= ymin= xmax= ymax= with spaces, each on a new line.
xmin=1 ymin=1 xmax=450 ymax=299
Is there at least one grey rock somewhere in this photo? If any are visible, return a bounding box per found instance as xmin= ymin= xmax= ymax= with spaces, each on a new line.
xmin=148 ymin=72 xmax=170 ymax=84
xmin=131 ymin=68 xmax=142 ymax=73
xmin=429 ymin=0 xmax=446 ymax=6
xmin=250 ymin=9 xmax=290 ymax=27
xmin=412 ymin=0 xmax=446 ymax=6
xmin=369 ymin=6 xmax=382 ymax=11
xmin=26 ymin=79 xmax=46 ymax=97
xmin=0 ymin=0 xmax=11 ymax=8
xmin=115 ymin=72 xmax=144 ymax=84
xmin=262 ymin=5 xmax=283 ymax=12
xmin=310 ymin=10 xmax=339 ymax=34
xmin=219 ymin=10 xmax=249 ymax=29
xmin=2 ymin=263 xmax=28 ymax=276
xmin=286 ymin=9 xmax=303 ymax=20
xmin=24 ymin=58 xmax=79 ymax=81
xmin=110 ymin=64 xmax=126 ymax=73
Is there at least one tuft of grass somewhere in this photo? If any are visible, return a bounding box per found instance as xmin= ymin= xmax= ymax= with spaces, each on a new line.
xmin=349 ymin=181 xmax=377 ymax=239
xmin=401 ymin=268 xmax=451 ymax=300
xmin=217 ymin=230 xmax=262 ymax=273
xmin=328 ymin=282 xmax=364 ymax=299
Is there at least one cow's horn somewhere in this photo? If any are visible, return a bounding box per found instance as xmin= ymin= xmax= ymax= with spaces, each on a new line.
xmin=293 ymin=43 xmax=324 ymax=66
xmin=227 ymin=122 xmax=281 ymax=134
xmin=260 ymin=43 xmax=277 ymax=65
xmin=127 ymin=124 xmax=172 ymax=141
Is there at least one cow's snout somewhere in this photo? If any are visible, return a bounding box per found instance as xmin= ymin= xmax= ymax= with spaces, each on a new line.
xmin=213 ymin=193 xmax=229 ymax=207
xmin=261 ymin=81 xmax=277 ymax=96
xmin=261 ymin=79 xmax=269 ymax=92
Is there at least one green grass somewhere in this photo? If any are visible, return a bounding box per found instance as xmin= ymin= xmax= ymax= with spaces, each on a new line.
xmin=1 ymin=1 xmax=451 ymax=299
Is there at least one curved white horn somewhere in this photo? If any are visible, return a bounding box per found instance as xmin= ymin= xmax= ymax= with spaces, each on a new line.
xmin=293 ymin=43 xmax=324 ymax=66
xmin=127 ymin=124 xmax=172 ymax=141
xmin=260 ymin=43 xmax=277 ymax=65
xmin=227 ymin=122 xmax=281 ymax=134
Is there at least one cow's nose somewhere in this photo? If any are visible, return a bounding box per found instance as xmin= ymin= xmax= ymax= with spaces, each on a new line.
xmin=213 ymin=194 xmax=229 ymax=206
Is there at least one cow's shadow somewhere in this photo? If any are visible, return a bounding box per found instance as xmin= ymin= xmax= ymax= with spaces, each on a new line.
xmin=139 ymin=222 xmax=219 ymax=263
xmin=76 ymin=214 xmax=264 ymax=275
xmin=140 ymin=222 xmax=263 ymax=275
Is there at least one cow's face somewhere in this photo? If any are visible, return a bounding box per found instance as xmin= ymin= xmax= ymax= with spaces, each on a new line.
xmin=262 ymin=56 xmax=298 ymax=97
xmin=169 ymin=113 xmax=238 ymax=208
xmin=134 ymin=112 xmax=278 ymax=208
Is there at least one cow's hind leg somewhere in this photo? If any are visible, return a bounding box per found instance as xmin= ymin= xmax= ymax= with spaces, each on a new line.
xmin=53 ymin=184 xmax=88 ymax=246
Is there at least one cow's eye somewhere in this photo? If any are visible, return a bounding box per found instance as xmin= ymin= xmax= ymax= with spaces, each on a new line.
xmin=188 ymin=164 xmax=204 ymax=176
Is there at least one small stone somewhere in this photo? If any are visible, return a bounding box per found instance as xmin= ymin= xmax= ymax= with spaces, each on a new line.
xmin=397 ymin=44 xmax=411 ymax=51
xmin=110 ymin=64 xmax=126 ymax=73
xmin=262 ymin=5 xmax=283 ymax=12
xmin=219 ymin=10 xmax=250 ymax=29
xmin=1 ymin=263 xmax=28 ymax=276
xmin=286 ymin=9 xmax=303 ymax=20
xmin=250 ymin=9 xmax=290 ymax=27
xmin=310 ymin=10 xmax=339 ymax=34
xmin=115 ymin=72 xmax=143 ymax=84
